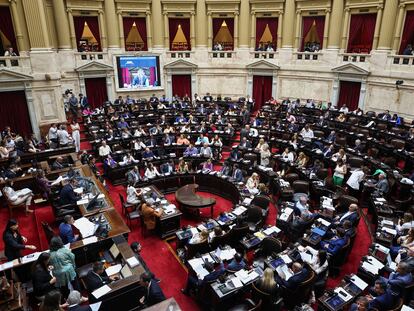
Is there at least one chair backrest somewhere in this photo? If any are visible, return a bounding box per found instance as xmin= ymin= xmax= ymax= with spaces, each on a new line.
xmin=366 ymin=111 xmax=376 ymax=117
xmin=336 ymin=136 xmax=347 ymax=146
xmin=348 ymin=157 xmax=364 ymax=168
xmin=389 ymin=298 xmax=403 ymax=311
xmin=249 ymin=299 xmax=262 ymax=311
xmin=338 ymin=194 xmax=358 ymax=211
xmin=358 ymin=128 xmax=370 ymax=137
xmin=285 ymin=173 xmax=299 ymax=185
xmin=292 ymin=180 xmax=309 ymax=194
xmin=118 ymin=193 xmax=126 ymax=206
xmin=186 ymin=240 xmax=210 ymax=259
xmin=248 ymin=206 xmax=263 ymax=222
xmin=230 ymin=225 xmax=250 ymax=244
xmin=41 ymin=222 xmax=56 ymax=244
xmin=261 ymin=237 xmax=282 ymax=256
xmin=210 ymin=231 xmax=232 ymax=249
xmin=391 ymin=139 xmax=405 ymax=150
xmin=252 ymin=283 xmax=273 ymax=308
xmin=348 ymin=116 xmax=358 ymax=124
xmin=316 ymin=168 xmax=329 ymax=180
xmin=377 ymin=123 xmax=387 ymax=131
xmin=313 ymin=130 xmax=325 ymax=138
xmin=251 ymin=195 xmax=270 ymax=210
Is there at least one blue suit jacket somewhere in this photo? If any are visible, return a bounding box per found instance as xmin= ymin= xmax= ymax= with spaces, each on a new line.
xmin=233 ymin=169 xmax=243 ymax=182
xmin=322 ymin=237 xmax=347 ymax=255
xmin=59 ymin=222 xmax=76 ymax=244
xmin=227 ymin=259 xmax=246 ymax=272
xmin=339 ymin=211 xmax=358 ymax=226
xmin=368 ymin=289 xmax=397 ymax=310
xmin=202 ymin=263 xmax=225 ymax=285
xmin=277 ymin=268 xmax=309 ymax=291
xmin=59 ymin=184 xmax=78 ymax=205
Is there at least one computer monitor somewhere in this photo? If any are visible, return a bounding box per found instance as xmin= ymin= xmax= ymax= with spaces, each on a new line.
xmin=109 ymin=243 xmax=120 ymax=259
xmin=86 ymin=194 xmax=100 ymax=210
xmin=121 ymin=264 xmax=132 ymax=278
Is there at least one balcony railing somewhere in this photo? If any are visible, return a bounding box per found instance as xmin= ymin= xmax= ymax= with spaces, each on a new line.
xmin=294 ymin=52 xmax=322 ymax=61
xmin=251 ymin=51 xmax=277 ymax=59
xmin=166 ymin=51 xmax=193 ymax=59
xmin=0 ymin=56 xmax=31 ymax=72
xmin=208 ymin=51 xmax=235 ymax=59
xmin=341 ymin=53 xmax=370 ymax=63
xmin=391 ymin=55 xmax=414 ymax=66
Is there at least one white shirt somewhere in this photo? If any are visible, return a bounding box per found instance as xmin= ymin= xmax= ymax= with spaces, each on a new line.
xmin=99 ymin=145 xmax=111 ymax=157
xmin=282 ymin=152 xmax=294 ymax=163
xmin=300 ymin=129 xmax=314 ymax=141
xmin=145 ymin=167 xmax=160 ymax=179
xmin=346 ymin=169 xmax=365 ymax=190
xmin=57 ymin=129 xmax=70 ymax=145
xmin=48 ymin=127 xmax=58 ymax=140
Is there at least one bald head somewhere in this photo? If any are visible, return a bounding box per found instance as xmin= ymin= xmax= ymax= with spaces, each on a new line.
xmin=349 ymin=204 xmax=358 ymax=212
xmin=292 ymin=262 xmax=303 ymax=273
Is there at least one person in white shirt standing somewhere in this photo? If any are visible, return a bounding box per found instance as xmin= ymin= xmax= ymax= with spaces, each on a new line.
xmin=346 ymin=166 xmax=368 ymax=199
xmin=56 ymin=125 xmax=71 ymax=147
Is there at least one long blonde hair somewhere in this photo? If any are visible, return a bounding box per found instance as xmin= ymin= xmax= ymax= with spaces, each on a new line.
xmin=261 ymin=268 xmax=276 ymax=289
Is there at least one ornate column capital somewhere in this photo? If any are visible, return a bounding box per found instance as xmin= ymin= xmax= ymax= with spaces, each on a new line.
xmin=399 ymin=3 xmax=406 ymax=9
xmin=377 ymin=5 xmax=383 ymax=10
xmin=325 ymin=9 xmax=331 ymax=14
xmin=8 ymin=0 xmax=17 ymax=4
xmin=207 ymin=11 xmax=212 ymax=16
xmin=117 ymin=10 xmax=123 ymax=16
xmin=234 ymin=12 xmax=239 ymax=16
xmin=146 ymin=11 xmax=151 ymax=16
xmin=163 ymin=12 xmax=169 ymax=16
xmin=98 ymin=10 xmax=104 ymax=15
xmin=190 ymin=11 xmax=196 ymax=16
xmin=296 ymin=9 xmax=301 ymax=15
xmin=66 ymin=8 xmax=73 ymax=13
xmin=344 ymin=7 xmax=350 ymax=12
xmin=250 ymin=11 xmax=256 ymax=16
xmin=278 ymin=10 xmax=284 ymax=15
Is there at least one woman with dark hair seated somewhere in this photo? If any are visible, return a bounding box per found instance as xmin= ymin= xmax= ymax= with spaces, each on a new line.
xmin=39 ymin=290 xmax=67 ymax=311
xmin=32 ymin=252 xmax=56 ymax=300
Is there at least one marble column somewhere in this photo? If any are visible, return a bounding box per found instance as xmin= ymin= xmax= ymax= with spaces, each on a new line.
xmin=190 ymin=12 xmax=196 ymax=49
xmin=377 ymin=0 xmax=398 ymax=50
xmin=196 ymin=0 xmax=207 ymax=47
xmin=8 ymin=0 xmax=26 ymax=51
xmin=207 ymin=12 xmax=212 ymax=49
xmin=52 ymin=0 xmax=71 ymax=49
xmin=250 ymin=12 xmax=256 ymax=49
xmin=151 ymin=0 xmax=163 ymax=48
xmin=392 ymin=4 xmax=406 ymax=52
xmin=327 ymin=0 xmax=344 ymax=49
xmin=277 ymin=11 xmax=283 ymax=49
xmin=67 ymin=9 xmax=77 ymax=49
xmin=372 ymin=6 xmax=383 ymax=50
xmin=104 ymin=0 xmax=120 ymax=48
xmin=234 ymin=12 xmax=239 ymax=48
xmin=146 ymin=12 xmax=153 ymax=49
xmin=294 ymin=10 xmax=301 ymax=50
xmin=163 ymin=13 xmax=169 ymax=49
xmin=238 ymin=0 xmax=250 ymax=48
xmin=117 ymin=11 xmax=125 ymax=49
xmin=98 ymin=10 xmax=107 ymax=49
xmin=21 ymin=0 xmax=51 ymax=48
xmin=281 ymin=0 xmax=295 ymax=48
xmin=323 ymin=9 xmax=331 ymax=49
xmin=340 ymin=8 xmax=350 ymax=50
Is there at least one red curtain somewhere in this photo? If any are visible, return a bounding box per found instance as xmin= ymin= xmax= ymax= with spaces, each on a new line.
xmin=338 ymin=81 xmax=361 ymax=111
xmin=0 ymin=6 xmax=18 ymax=53
xmin=301 ymin=16 xmax=325 ymax=51
xmin=172 ymin=75 xmax=192 ymax=98
xmin=255 ymin=17 xmax=278 ymax=48
xmin=0 ymin=91 xmax=32 ymax=136
xmin=121 ymin=68 xmax=131 ymax=85
xmin=85 ymin=78 xmax=108 ymax=109
xmin=399 ymin=11 xmax=414 ymax=54
xmin=149 ymin=67 xmax=156 ymax=86
xmin=123 ymin=17 xmax=147 ymax=51
xmin=73 ymin=16 xmax=101 ymax=51
xmin=347 ymin=13 xmax=377 ymax=53
xmin=169 ymin=18 xmax=191 ymax=50
xmin=252 ymin=76 xmax=273 ymax=112
xmin=212 ymin=18 xmax=234 ymax=50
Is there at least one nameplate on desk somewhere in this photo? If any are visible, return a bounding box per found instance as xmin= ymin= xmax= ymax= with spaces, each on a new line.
xmin=350 ymin=275 xmax=368 ymax=291
xmin=105 ymin=264 xmax=122 ymax=276
xmin=82 ymin=236 xmax=98 ymax=245
xmin=126 ymin=256 xmax=140 ymax=268
xmin=77 ymin=199 xmax=89 ymax=205
xmin=0 ymin=261 xmax=14 ymax=271
xmin=334 ymin=287 xmax=352 ymax=302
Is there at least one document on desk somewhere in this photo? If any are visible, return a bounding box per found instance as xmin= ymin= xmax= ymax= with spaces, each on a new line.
xmin=188 ymin=258 xmax=209 ymax=279
xmin=74 ymin=217 xmax=96 ymax=238
xmin=280 ymin=254 xmax=292 ymax=264
xmin=402 ymin=305 xmax=414 ymax=311
xmin=21 ymin=252 xmax=42 ymax=264
xmin=232 ymin=206 xmax=247 ymax=216
xmin=276 ymin=265 xmax=293 ymax=281
xmin=82 ymin=236 xmax=98 ymax=245
xmin=74 ymin=187 xmax=84 ymax=194
xmin=92 ymin=285 xmax=111 ymax=299
xmin=361 ymin=262 xmax=379 ymax=275
xmin=202 ymin=253 xmax=214 ymax=264
xmin=77 ymin=198 xmax=89 ymax=205
xmin=242 ymin=197 xmax=253 ymax=205
xmin=350 ymin=275 xmax=368 ymax=291
xmin=375 ymin=243 xmax=390 ymax=254
xmin=300 ymin=251 xmax=312 ymax=263
xmin=51 ymin=175 xmax=64 ymax=186
xmin=334 ymin=287 xmax=353 ymax=302
xmin=231 ymin=277 xmax=243 ymax=288
xmin=90 ymin=302 xmax=102 ymax=311
xmin=367 ymin=256 xmax=385 ymax=270
xmin=0 ymin=261 xmax=14 ymax=271
xmin=382 ymin=227 xmax=397 ymax=237
xmin=263 ymin=226 xmax=281 ymax=235
xmin=126 ymin=257 xmax=140 ymax=268
xmin=318 ymin=218 xmax=331 ymax=227
xmin=105 ymin=264 xmax=122 ymax=276
xmin=219 ymin=249 xmax=236 ymax=261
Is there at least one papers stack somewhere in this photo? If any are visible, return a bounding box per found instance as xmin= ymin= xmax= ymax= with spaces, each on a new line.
xmin=126 ymin=256 xmax=140 ymax=268
xmin=318 ymin=218 xmax=331 ymax=227
xmin=279 ymin=207 xmax=293 ymax=222
xmin=234 ymin=269 xmax=259 ymax=284
xmin=254 ymin=232 xmax=266 ymax=240
xmin=242 ymin=198 xmax=253 ymax=205
xmin=82 ymin=236 xmax=98 ymax=245
xmin=92 ymin=285 xmax=111 ymax=299
xmin=300 ymin=251 xmax=313 ymax=263
xmin=275 ymin=265 xmax=293 ymax=281
xmin=350 ymin=275 xmax=368 ymax=291
xmin=188 ymin=258 xmax=209 ymax=279
xmin=280 ymin=254 xmax=292 ymax=264
xmin=74 ymin=217 xmax=97 ymax=238
xmin=21 ymin=252 xmax=42 ymax=264
xmin=219 ymin=248 xmax=237 ymax=261
xmin=334 ymin=287 xmax=353 ymax=302
xmin=232 ymin=205 xmax=247 ymax=216
xmin=105 ymin=264 xmax=122 ymax=276
xmin=382 ymin=227 xmax=397 ymax=237
xmin=263 ymin=226 xmax=281 ymax=236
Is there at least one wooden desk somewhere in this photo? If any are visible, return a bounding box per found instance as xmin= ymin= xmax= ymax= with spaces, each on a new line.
xmin=175 ymin=183 xmax=216 ymax=218
xmin=142 ymin=298 xmax=181 ymax=311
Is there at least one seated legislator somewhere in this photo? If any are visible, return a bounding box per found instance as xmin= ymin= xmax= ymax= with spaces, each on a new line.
xmin=281 ymin=147 xmax=295 ymax=163
xmin=275 ymin=262 xmax=309 ymax=291
xmin=67 ymin=290 xmax=91 ymax=311
xmin=231 ymin=164 xmax=243 ymax=182
xmin=98 ymin=141 xmax=111 ymax=158
xmin=141 ymin=203 xmax=162 ymax=230
xmin=59 ymin=178 xmax=80 ymax=205
xmin=126 ymin=166 xmax=142 ymax=186
xmin=52 ymin=156 xmax=68 ymax=170
xmin=181 ymin=261 xmax=225 ymax=296
xmin=229 ymin=146 xmax=242 ymax=161
xmin=184 ymin=144 xmax=199 ymax=157
xmin=139 ymin=272 xmax=166 ymax=307
xmin=85 ymin=262 xmax=117 ymax=300
xmin=293 ymin=196 xmax=310 ymax=216
xmin=144 ymin=163 xmax=161 ymax=179
xmin=126 ymin=182 xmax=142 ymax=205
xmin=177 ymin=134 xmax=190 ymax=145
xmin=160 ymin=161 xmax=175 ymax=174
xmin=177 ymin=159 xmax=190 ymax=173
xmin=226 ymin=253 xmax=247 ymax=272
xmin=199 ymin=143 xmax=213 ymax=158
xmin=3 ymin=180 xmax=34 ymax=214
xmin=142 ymin=147 xmax=155 ymax=160
xmin=320 ymin=228 xmax=348 ymax=256
xmin=333 ymin=204 xmax=359 ymax=227
xmin=59 ymin=215 xmax=79 ymax=244
xmin=246 ymin=173 xmax=260 ymax=194
xmin=120 ymin=153 xmax=139 ymax=166
xmin=367 ymin=280 xmax=399 ymax=310
xmin=202 ymin=159 xmax=214 ymax=172
xmin=254 ymin=268 xmax=279 ymax=308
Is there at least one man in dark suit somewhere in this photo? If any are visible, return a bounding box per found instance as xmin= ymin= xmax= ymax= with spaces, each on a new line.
xmin=182 ymin=261 xmax=225 ymax=296
xmin=276 ymin=262 xmax=309 ymax=291
xmin=232 ymin=164 xmax=243 ymax=183
xmin=79 ymin=94 xmax=89 ymax=110
xmin=52 ymin=156 xmax=68 ymax=170
xmin=368 ymin=280 xmax=399 ymax=310
xmin=226 ymin=253 xmax=246 ymax=272
xmin=238 ymin=137 xmax=252 ymax=149
xmin=140 ymin=272 xmax=166 ymax=306
xmin=334 ymin=204 xmax=359 ymax=227
xmin=320 ymin=228 xmax=348 ymax=256
xmin=85 ymin=262 xmax=116 ymax=300
xmin=59 ymin=178 xmax=80 ymax=205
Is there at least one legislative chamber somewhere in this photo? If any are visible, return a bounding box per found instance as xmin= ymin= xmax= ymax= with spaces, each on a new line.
xmin=1 ymin=0 xmax=414 ymax=311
